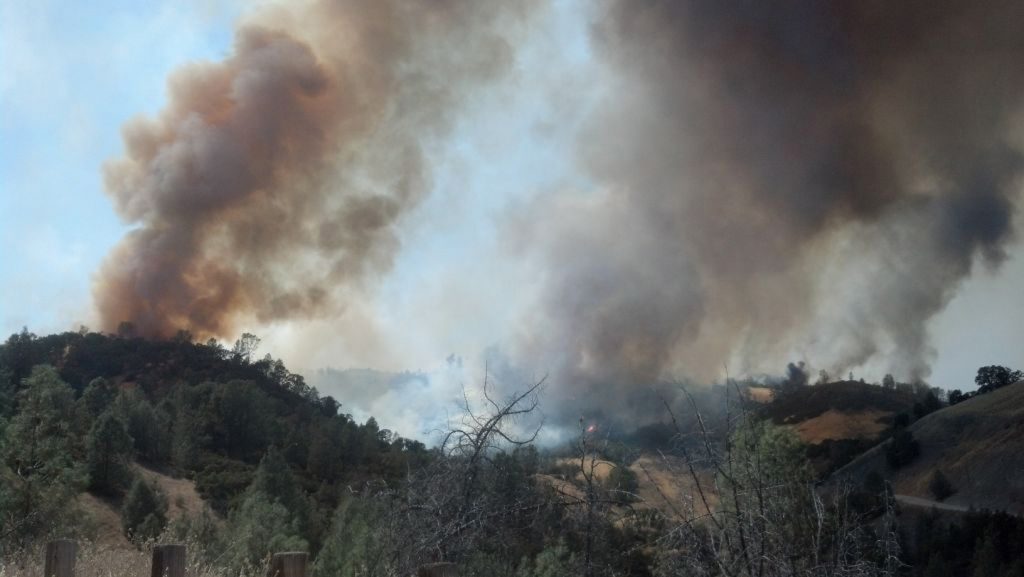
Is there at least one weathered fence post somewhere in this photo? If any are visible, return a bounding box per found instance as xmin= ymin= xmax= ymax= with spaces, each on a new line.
xmin=417 ymin=562 xmax=459 ymax=577
xmin=268 ymin=552 xmax=308 ymax=577
xmin=151 ymin=544 xmax=187 ymax=577
xmin=44 ymin=540 xmax=77 ymax=577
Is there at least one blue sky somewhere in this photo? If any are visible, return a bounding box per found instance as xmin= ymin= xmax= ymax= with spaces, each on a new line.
xmin=2 ymin=0 xmax=1022 ymax=403
xmin=0 ymin=0 xmax=600 ymax=368
xmin=1 ymin=0 xmax=246 ymax=332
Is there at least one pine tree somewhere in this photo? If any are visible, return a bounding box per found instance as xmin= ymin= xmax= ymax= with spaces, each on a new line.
xmin=227 ymin=448 xmax=311 ymax=566
xmin=0 ymin=366 xmax=85 ymax=546
xmin=313 ymin=497 xmax=382 ymax=577
xmin=0 ymin=366 xmax=14 ymax=420
xmin=247 ymin=448 xmax=309 ymax=518
xmin=86 ymin=411 xmax=135 ymax=495
xmin=972 ymin=533 xmax=1001 ymax=577
xmin=80 ymin=377 xmax=117 ymax=417
xmin=126 ymin=398 xmax=164 ymax=462
xmin=171 ymin=414 xmax=202 ymax=471
xmin=122 ymin=477 xmax=168 ymax=542
xmin=167 ymin=385 xmax=204 ymax=471
xmin=924 ymin=553 xmax=951 ymax=577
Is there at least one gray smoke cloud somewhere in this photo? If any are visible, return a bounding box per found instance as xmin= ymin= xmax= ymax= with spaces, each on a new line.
xmin=509 ymin=0 xmax=1024 ymax=412
xmin=94 ymin=0 xmax=530 ymax=338
xmin=92 ymin=0 xmax=1024 ymax=432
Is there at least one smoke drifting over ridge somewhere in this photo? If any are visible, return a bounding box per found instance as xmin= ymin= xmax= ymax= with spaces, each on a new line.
xmin=95 ymin=0 xmax=528 ymax=338
xmin=92 ymin=0 xmax=1024 ymax=425
xmin=516 ymin=0 xmax=1024 ymax=403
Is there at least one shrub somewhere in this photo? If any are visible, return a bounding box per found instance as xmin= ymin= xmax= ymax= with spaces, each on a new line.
xmin=928 ymin=470 xmax=955 ymax=502
xmin=885 ymin=429 xmax=919 ymax=470
xmin=122 ymin=477 xmax=169 ymax=542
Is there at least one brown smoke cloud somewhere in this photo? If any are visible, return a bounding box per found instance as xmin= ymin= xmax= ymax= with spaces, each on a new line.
xmin=94 ymin=0 xmax=529 ymax=338
xmin=511 ymin=0 xmax=1024 ymax=406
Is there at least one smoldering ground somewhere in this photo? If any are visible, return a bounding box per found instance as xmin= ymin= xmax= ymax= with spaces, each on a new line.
xmin=93 ymin=0 xmax=1024 ymax=434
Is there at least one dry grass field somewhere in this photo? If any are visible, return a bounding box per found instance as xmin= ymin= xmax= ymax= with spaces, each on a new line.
xmin=793 ymin=409 xmax=891 ymax=444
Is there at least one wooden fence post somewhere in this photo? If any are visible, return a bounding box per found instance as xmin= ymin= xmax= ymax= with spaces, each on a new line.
xmin=268 ymin=552 xmax=308 ymax=577
xmin=151 ymin=544 xmax=187 ymax=577
xmin=44 ymin=540 xmax=77 ymax=577
xmin=417 ymin=562 xmax=458 ymax=577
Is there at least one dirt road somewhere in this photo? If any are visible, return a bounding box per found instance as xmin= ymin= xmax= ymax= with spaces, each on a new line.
xmin=894 ymin=494 xmax=972 ymax=513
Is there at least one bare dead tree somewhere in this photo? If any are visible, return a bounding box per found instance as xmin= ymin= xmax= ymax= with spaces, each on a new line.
xmin=579 ymin=424 xmax=599 ymax=577
xmin=380 ymin=372 xmax=548 ymax=573
xmin=642 ymin=380 xmax=902 ymax=577
xmin=538 ymin=418 xmax=648 ymax=577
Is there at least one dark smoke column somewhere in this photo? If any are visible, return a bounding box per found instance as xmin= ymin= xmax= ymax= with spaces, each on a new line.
xmin=94 ymin=1 xmax=527 ymax=339
xmin=515 ymin=0 xmax=1024 ymax=402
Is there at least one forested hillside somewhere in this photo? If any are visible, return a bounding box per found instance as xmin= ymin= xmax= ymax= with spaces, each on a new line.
xmin=0 ymin=328 xmax=428 ymax=559
xmin=3 ymin=328 xmax=1023 ymax=576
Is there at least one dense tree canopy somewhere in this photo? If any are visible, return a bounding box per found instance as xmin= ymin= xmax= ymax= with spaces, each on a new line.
xmin=0 ymin=329 xmax=431 ymax=556
xmin=0 ymin=366 xmax=85 ymax=546
xmin=86 ymin=410 xmax=134 ymax=495
xmin=975 ymin=365 xmax=1023 ymax=393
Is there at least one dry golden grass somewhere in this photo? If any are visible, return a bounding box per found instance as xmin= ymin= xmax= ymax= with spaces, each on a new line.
xmin=0 ymin=537 xmax=258 ymax=577
xmin=75 ymin=493 xmax=131 ymax=549
xmin=835 ymin=381 xmax=1024 ymax=514
xmin=792 ymin=409 xmax=890 ymax=444
xmin=629 ymin=455 xmax=717 ymax=519
xmin=71 ymin=463 xmax=213 ymax=551
xmin=1 ymin=543 xmax=149 ymax=577
xmin=136 ymin=464 xmax=206 ymax=521
xmin=556 ymin=457 xmax=616 ymax=481
xmin=534 ymin=472 xmax=586 ymax=501
xmin=745 ymin=386 xmax=775 ymax=404
xmin=542 ymin=454 xmax=718 ymax=521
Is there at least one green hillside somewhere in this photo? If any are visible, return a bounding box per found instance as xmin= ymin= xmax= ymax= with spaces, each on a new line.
xmin=0 ymin=328 xmax=429 ymax=555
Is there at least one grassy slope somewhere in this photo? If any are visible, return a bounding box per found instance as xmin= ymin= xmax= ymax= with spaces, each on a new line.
xmin=833 ymin=381 xmax=1024 ymax=514
xmin=757 ymin=381 xmax=915 ymax=474
xmin=761 ymin=381 xmax=914 ymax=428
xmin=794 ymin=408 xmax=891 ymax=444
xmin=78 ymin=463 xmax=210 ymax=549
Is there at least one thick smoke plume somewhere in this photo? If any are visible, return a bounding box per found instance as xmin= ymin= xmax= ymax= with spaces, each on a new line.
xmin=95 ymin=1 xmax=527 ymax=338
xmin=93 ymin=0 xmax=1024 ymax=429
xmin=514 ymin=0 xmax=1024 ymax=407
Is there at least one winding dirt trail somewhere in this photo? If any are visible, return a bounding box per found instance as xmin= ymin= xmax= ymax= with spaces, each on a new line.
xmin=895 ymin=494 xmax=976 ymax=514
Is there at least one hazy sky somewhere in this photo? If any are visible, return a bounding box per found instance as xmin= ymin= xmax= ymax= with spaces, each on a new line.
xmin=2 ymin=0 xmax=1023 ymax=403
